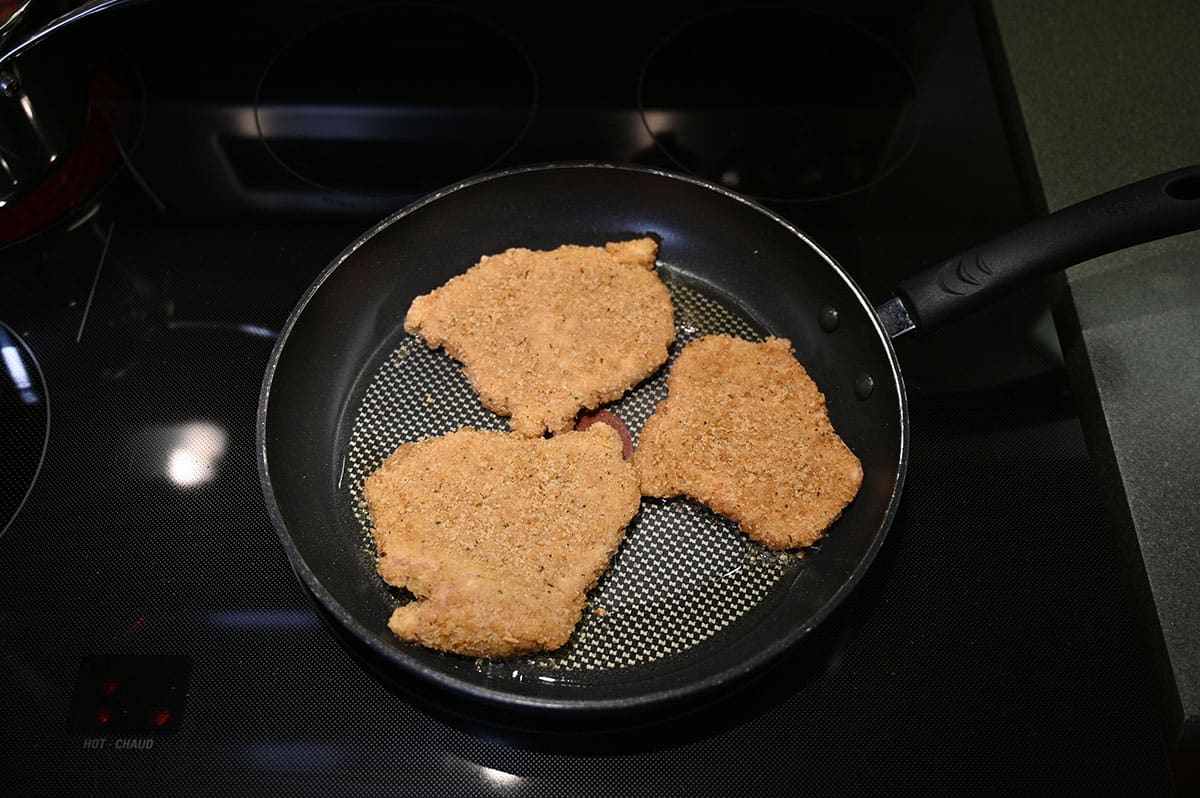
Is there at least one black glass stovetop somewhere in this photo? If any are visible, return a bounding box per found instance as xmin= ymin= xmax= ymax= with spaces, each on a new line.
xmin=0 ymin=1 xmax=1173 ymax=794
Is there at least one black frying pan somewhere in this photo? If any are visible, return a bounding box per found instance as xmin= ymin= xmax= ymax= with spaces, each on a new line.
xmin=258 ymin=162 xmax=1200 ymax=721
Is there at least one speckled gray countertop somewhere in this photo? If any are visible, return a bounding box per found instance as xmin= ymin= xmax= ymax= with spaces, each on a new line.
xmin=989 ymin=0 xmax=1199 ymax=746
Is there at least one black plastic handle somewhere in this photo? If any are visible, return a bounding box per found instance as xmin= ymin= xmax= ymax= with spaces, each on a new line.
xmin=892 ymin=165 xmax=1200 ymax=333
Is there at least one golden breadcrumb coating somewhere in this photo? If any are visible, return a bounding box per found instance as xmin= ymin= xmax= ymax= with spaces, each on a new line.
xmin=362 ymin=424 xmax=640 ymax=657
xmin=404 ymin=238 xmax=675 ymax=437
xmin=634 ymin=335 xmax=862 ymax=549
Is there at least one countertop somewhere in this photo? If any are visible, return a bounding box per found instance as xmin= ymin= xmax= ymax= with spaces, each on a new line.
xmin=988 ymin=0 xmax=1200 ymax=747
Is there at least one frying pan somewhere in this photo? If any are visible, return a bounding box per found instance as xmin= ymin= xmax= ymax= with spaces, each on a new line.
xmin=258 ymin=162 xmax=1200 ymax=721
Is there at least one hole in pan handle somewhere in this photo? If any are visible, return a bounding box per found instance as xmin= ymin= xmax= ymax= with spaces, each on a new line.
xmin=878 ymin=164 xmax=1200 ymax=338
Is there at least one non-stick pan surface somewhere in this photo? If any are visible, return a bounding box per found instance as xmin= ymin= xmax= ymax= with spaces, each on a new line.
xmin=258 ymin=163 xmax=907 ymax=718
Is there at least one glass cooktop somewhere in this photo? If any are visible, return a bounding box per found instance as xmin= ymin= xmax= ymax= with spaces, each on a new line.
xmin=0 ymin=1 xmax=1172 ymax=794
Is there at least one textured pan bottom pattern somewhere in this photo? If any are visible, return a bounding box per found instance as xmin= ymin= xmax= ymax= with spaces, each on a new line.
xmin=345 ymin=271 xmax=807 ymax=673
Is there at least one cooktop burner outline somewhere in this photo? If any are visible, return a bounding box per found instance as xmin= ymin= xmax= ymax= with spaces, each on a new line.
xmin=637 ymin=4 xmax=920 ymax=203
xmin=0 ymin=319 xmax=49 ymax=539
xmin=252 ymin=3 xmax=539 ymax=198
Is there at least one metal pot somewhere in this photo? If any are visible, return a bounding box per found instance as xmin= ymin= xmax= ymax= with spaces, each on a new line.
xmin=0 ymin=0 xmax=147 ymax=204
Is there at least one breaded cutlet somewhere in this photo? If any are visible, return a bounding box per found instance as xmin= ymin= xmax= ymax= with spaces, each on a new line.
xmin=404 ymin=238 xmax=675 ymax=437
xmin=362 ymin=424 xmax=640 ymax=657
xmin=634 ymin=335 xmax=862 ymax=549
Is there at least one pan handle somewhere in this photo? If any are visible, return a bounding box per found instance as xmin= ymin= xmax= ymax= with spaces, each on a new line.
xmin=887 ymin=164 xmax=1200 ymax=336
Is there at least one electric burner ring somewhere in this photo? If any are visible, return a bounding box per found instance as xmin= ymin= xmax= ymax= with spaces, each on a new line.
xmin=253 ymin=3 xmax=539 ymax=200
xmin=0 ymin=320 xmax=49 ymax=539
xmin=638 ymin=5 xmax=920 ymax=203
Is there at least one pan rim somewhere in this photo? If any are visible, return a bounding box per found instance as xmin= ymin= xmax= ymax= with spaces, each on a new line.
xmin=256 ymin=160 xmax=910 ymax=717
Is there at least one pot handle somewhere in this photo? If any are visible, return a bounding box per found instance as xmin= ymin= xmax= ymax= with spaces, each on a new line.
xmin=0 ymin=0 xmax=151 ymax=67
xmin=889 ymin=165 xmax=1200 ymax=335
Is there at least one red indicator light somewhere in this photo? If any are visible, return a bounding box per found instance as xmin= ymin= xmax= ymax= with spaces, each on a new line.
xmin=119 ymin=616 xmax=146 ymax=640
xmin=70 ymin=655 xmax=192 ymax=736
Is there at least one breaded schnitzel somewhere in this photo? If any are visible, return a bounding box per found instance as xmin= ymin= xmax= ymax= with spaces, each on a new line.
xmin=634 ymin=335 xmax=862 ymax=549
xmin=362 ymin=424 xmax=640 ymax=657
xmin=404 ymin=238 xmax=675 ymax=437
